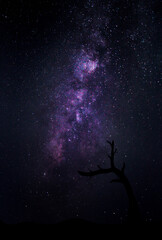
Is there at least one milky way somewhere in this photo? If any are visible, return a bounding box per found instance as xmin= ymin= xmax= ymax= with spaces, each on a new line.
xmin=47 ymin=51 xmax=109 ymax=163
xmin=46 ymin=2 xmax=111 ymax=164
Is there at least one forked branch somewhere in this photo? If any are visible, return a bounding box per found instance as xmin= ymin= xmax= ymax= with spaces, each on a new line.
xmin=78 ymin=140 xmax=141 ymax=223
xmin=78 ymin=140 xmax=118 ymax=178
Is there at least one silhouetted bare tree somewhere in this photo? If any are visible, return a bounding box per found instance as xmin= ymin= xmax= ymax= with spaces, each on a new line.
xmin=78 ymin=140 xmax=141 ymax=224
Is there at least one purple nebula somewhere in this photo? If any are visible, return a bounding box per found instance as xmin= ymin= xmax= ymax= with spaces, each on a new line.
xmin=47 ymin=49 xmax=109 ymax=164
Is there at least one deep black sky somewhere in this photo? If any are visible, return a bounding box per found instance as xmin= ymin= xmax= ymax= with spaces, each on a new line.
xmin=0 ymin=0 xmax=161 ymax=224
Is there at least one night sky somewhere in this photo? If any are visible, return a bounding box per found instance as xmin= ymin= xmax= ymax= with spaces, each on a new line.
xmin=0 ymin=0 xmax=161 ymax=224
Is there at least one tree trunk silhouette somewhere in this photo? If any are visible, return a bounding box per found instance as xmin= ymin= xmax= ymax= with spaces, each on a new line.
xmin=78 ymin=140 xmax=141 ymax=224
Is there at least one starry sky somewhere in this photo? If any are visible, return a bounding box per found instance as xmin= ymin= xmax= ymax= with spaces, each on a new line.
xmin=0 ymin=0 xmax=161 ymax=224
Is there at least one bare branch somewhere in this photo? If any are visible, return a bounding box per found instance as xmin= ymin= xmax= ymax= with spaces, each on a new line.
xmin=78 ymin=168 xmax=113 ymax=177
xmin=107 ymin=154 xmax=112 ymax=160
xmin=107 ymin=140 xmax=112 ymax=146
xmin=78 ymin=140 xmax=122 ymax=180
xmin=97 ymin=165 xmax=102 ymax=170
xmin=78 ymin=140 xmax=141 ymax=223
xmin=114 ymin=148 xmax=118 ymax=154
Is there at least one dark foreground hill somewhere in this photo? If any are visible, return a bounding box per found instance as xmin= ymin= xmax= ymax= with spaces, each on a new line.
xmin=0 ymin=218 xmax=97 ymax=225
xmin=0 ymin=218 xmax=158 ymax=224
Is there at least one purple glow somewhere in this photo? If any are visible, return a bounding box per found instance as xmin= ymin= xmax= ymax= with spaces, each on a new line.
xmin=47 ymin=45 xmax=109 ymax=164
xmin=74 ymin=53 xmax=98 ymax=81
xmin=76 ymin=110 xmax=82 ymax=123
